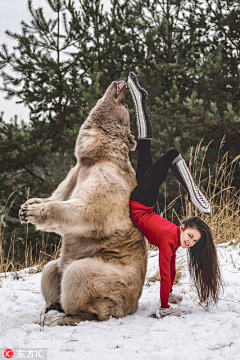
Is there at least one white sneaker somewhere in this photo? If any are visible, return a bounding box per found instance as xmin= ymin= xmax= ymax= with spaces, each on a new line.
xmin=127 ymin=72 xmax=152 ymax=139
xmin=171 ymin=157 xmax=212 ymax=215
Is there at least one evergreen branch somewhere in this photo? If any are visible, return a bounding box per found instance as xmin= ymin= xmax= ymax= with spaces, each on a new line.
xmin=23 ymin=165 xmax=45 ymax=182
xmin=205 ymin=0 xmax=238 ymax=51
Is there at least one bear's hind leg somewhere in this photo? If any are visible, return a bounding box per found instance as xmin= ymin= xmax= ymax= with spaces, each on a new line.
xmin=41 ymin=259 xmax=63 ymax=313
xmin=58 ymin=257 xmax=138 ymax=325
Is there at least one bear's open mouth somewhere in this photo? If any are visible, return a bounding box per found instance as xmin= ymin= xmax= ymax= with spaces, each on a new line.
xmin=116 ymin=81 xmax=125 ymax=95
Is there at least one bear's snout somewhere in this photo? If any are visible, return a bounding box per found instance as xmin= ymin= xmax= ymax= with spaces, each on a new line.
xmin=105 ymin=81 xmax=126 ymax=100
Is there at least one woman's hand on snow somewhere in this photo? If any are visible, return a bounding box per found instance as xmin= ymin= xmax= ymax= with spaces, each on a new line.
xmin=157 ymin=306 xmax=182 ymax=318
xmin=168 ymin=293 xmax=183 ymax=304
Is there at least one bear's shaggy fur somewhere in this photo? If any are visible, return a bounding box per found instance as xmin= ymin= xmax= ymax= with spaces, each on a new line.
xmin=19 ymin=81 xmax=148 ymax=326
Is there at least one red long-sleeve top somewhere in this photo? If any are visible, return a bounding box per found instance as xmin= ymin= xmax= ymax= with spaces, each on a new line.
xmin=130 ymin=200 xmax=181 ymax=308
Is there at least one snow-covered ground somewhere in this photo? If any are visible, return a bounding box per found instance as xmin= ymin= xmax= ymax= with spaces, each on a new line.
xmin=0 ymin=241 xmax=240 ymax=360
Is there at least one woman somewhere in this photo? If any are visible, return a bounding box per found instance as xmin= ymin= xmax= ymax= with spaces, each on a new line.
xmin=128 ymin=72 xmax=223 ymax=318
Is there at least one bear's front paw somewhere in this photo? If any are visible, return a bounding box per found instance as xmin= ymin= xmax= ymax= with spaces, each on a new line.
xmin=19 ymin=202 xmax=47 ymax=225
xmin=25 ymin=197 xmax=48 ymax=206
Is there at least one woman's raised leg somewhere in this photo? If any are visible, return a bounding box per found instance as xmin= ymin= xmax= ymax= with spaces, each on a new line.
xmin=128 ymin=72 xmax=211 ymax=215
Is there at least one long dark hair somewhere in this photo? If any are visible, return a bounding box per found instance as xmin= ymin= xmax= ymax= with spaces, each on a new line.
xmin=181 ymin=217 xmax=223 ymax=307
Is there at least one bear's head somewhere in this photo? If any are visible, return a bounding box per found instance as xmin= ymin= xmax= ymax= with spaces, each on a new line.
xmin=75 ymin=81 xmax=137 ymax=166
xmin=82 ymin=81 xmax=136 ymax=149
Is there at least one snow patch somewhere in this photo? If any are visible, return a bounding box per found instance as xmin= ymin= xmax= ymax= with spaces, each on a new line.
xmin=0 ymin=242 xmax=240 ymax=359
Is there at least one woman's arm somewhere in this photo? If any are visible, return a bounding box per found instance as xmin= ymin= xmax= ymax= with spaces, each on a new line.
xmin=130 ymin=200 xmax=178 ymax=308
xmin=158 ymin=248 xmax=173 ymax=308
xmin=170 ymin=252 xmax=177 ymax=292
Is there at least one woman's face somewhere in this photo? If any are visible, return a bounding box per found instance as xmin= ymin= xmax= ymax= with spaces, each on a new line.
xmin=180 ymin=225 xmax=201 ymax=249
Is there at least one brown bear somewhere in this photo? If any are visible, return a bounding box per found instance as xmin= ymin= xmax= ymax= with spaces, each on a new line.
xmin=19 ymin=80 xmax=148 ymax=326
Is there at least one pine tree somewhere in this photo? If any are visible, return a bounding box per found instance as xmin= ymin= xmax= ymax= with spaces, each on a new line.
xmin=0 ymin=0 xmax=109 ymax=174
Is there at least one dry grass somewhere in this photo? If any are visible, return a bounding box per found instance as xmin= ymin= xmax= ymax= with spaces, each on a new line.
xmin=0 ymin=192 xmax=61 ymax=275
xmin=0 ymin=187 xmax=62 ymax=275
xmin=0 ymin=237 xmax=61 ymax=276
xmin=147 ymin=273 xmax=160 ymax=282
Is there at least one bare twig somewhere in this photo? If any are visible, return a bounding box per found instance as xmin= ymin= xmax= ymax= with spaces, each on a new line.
xmin=66 ymin=329 xmax=78 ymax=343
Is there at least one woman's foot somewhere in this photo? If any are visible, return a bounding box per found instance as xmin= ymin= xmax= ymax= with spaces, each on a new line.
xmin=171 ymin=156 xmax=212 ymax=215
xmin=127 ymin=72 xmax=152 ymax=139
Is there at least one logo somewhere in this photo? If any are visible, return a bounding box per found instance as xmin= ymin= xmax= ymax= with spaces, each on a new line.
xmin=4 ymin=349 xmax=13 ymax=359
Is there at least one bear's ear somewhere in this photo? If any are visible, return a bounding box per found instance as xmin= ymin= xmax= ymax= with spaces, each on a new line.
xmin=128 ymin=134 xmax=137 ymax=151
